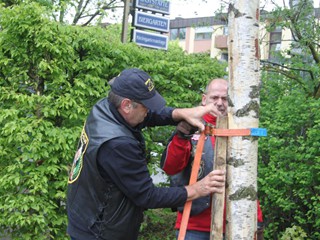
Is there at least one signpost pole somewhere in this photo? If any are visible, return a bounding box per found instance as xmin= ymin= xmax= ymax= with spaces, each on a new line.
xmin=121 ymin=0 xmax=131 ymax=43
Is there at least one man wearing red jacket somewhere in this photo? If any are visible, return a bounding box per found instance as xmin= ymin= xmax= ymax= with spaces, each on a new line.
xmin=161 ymin=78 xmax=264 ymax=239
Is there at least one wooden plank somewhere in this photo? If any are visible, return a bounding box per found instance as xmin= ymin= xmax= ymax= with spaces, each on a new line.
xmin=210 ymin=116 xmax=228 ymax=240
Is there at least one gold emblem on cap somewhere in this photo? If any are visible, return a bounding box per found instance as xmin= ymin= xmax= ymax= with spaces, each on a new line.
xmin=145 ymin=78 xmax=154 ymax=92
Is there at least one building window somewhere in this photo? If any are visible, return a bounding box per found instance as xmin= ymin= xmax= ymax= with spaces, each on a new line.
xmin=170 ymin=28 xmax=186 ymax=40
xmin=269 ymin=26 xmax=282 ymax=60
xmin=223 ymin=26 xmax=228 ymax=35
xmin=195 ymin=26 xmax=213 ymax=40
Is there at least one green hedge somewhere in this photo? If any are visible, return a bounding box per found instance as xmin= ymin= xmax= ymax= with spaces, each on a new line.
xmin=0 ymin=3 xmax=226 ymax=239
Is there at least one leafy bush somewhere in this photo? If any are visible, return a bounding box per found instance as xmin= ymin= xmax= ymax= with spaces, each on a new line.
xmin=139 ymin=209 xmax=176 ymax=240
xmin=0 ymin=2 xmax=226 ymax=239
xmin=258 ymin=72 xmax=320 ymax=239
xmin=280 ymin=226 xmax=307 ymax=240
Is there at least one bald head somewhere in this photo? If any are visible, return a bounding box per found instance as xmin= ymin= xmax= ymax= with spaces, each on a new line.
xmin=202 ymin=78 xmax=228 ymax=116
xmin=204 ymin=78 xmax=228 ymax=94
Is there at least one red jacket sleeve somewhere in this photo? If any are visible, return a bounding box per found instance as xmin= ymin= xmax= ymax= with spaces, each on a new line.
xmin=257 ymin=200 xmax=263 ymax=223
xmin=161 ymin=135 xmax=192 ymax=175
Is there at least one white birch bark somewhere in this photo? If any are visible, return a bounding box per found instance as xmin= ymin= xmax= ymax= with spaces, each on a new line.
xmin=226 ymin=1 xmax=260 ymax=239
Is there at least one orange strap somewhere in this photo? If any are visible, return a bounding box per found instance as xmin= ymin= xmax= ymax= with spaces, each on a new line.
xmin=178 ymin=130 xmax=206 ymax=240
xmin=211 ymin=128 xmax=251 ymax=136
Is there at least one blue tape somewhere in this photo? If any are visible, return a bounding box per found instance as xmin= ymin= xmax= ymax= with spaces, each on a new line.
xmin=250 ymin=128 xmax=267 ymax=137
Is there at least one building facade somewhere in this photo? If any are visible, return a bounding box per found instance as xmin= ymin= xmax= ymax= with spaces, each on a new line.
xmin=169 ymin=8 xmax=320 ymax=61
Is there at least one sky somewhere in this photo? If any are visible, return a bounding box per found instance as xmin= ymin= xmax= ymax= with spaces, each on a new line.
xmin=109 ymin=0 xmax=319 ymax=24
xmin=169 ymin=0 xmax=320 ymax=19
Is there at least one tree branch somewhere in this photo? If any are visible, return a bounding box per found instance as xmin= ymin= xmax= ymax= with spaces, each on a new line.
xmin=261 ymin=60 xmax=311 ymax=93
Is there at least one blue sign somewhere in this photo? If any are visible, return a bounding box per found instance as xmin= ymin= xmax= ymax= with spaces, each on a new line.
xmin=133 ymin=29 xmax=168 ymax=50
xmin=250 ymin=128 xmax=268 ymax=137
xmin=134 ymin=11 xmax=170 ymax=33
xmin=135 ymin=0 xmax=170 ymax=15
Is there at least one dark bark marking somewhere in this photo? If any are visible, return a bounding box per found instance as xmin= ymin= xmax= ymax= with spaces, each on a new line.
xmin=235 ymin=100 xmax=260 ymax=118
xmin=229 ymin=185 xmax=257 ymax=201
xmin=227 ymin=157 xmax=245 ymax=167
xmin=228 ymin=4 xmax=245 ymax=18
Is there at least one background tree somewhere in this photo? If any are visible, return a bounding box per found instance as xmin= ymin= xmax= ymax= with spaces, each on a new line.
xmin=258 ymin=0 xmax=320 ymax=238
xmin=57 ymin=0 xmax=124 ymax=25
xmin=0 ymin=0 xmax=124 ymax=25
xmin=262 ymin=0 xmax=319 ymax=98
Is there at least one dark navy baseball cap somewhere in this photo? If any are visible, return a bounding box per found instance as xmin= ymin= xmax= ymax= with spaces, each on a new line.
xmin=109 ymin=68 xmax=166 ymax=111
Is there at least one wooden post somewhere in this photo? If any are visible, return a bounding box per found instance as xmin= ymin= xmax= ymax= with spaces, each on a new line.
xmin=210 ymin=116 xmax=228 ymax=240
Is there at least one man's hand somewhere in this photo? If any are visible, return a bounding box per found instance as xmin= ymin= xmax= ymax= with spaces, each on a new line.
xmin=172 ymin=103 xmax=222 ymax=131
xmin=185 ymin=170 xmax=225 ymax=201
xmin=176 ymin=121 xmax=198 ymax=139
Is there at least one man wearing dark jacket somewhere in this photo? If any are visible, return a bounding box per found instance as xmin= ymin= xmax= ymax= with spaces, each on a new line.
xmin=66 ymin=68 xmax=226 ymax=240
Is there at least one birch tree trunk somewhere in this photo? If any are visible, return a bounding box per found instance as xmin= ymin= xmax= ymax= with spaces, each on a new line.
xmin=226 ymin=1 xmax=260 ymax=239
